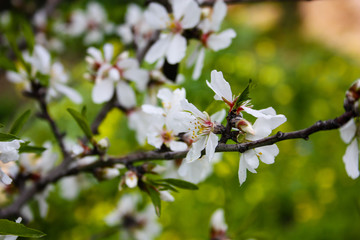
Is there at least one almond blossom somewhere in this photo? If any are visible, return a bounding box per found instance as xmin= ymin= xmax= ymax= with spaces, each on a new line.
xmin=117 ymin=4 xmax=153 ymax=52
xmin=210 ymin=208 xmax=228 ymax=240
xmin=339 ymin=118 xmax=359 ymax=179
xmin=7 ymin=45 xmax=82 ymax=104
xmin=0 ymin=140 xmax=22 ymax=185
xmin=238 ymin=108 xmax=287 ymax=185
xmin=144 ymin=0 xmax=201 ymax=64
xmin=105 ymin=194 xmax=161 ymax=240
xmin=54 ymin=2 xmax=114 ymax=45
xmin=181 ymin=99 xmax=225 ymax=162
xmin=187 ymin=0 xmax=236 ymax=79
xmin=86 ymin=44 xmax=149 ymax=108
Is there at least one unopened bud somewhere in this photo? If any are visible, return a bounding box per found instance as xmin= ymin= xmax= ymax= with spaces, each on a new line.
xmin=97 ymin=137 xmax=110 ymax=151
xmin=235 ymin=119 xmax=255 ymax=135
xmin=160 ymin=191 xmax=175 ymax=202
xmin=125 ymin=171 xmax=138 ymax=188
xmin=345 ymin=79 xmax=360 ymax=111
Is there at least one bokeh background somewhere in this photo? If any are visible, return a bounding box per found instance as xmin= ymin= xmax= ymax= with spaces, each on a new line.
xmin=1 ymin=0 xmax=360 ymax=239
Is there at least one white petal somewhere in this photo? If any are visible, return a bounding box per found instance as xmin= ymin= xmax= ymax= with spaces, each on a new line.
xmin=205 ymin=132 xmax=219 ymax=162
xmin=207 ymin=29 xmax=236 ymax=51
xmin=257 ymin=144 xmax=279 ymax=164
xmin=243 ymin=150 xmax=259 ymax=170
xmin=179 ymin=0 xmax=201 ymax=29
xmin=123 ymin=69 xmax=149 ymax=91
xmin=92 ymin=79 xmax=114 ymax=104
xmin=210 ymin=208 xmax=228 ymax=232
xmin=181 ymin=99 xmax=207 ymax=120
xmin=160 ymin=191 xmax=175 ymax=202
xmin=33 ymin=44 xmax=51 ymax=74
xmin=103 ymin=43 xmax=114 ymax=62
xmin=0 ymin=169 xmax=12 ymax=185
xmin=211 ymin=0 xmax=227 ymax=31
xmin=178 ymin=157 xmax=211 ymax=183
xmin=343 ymin=139 xmax=360 ymax=179
xmin=142 ymin=104 xmax=165 ymax=115
xmin=87 ymin=47 xmax=102 ymax=62
xmin=246 ymin=117 xmax=273 ymax=140
xmin=144 ymin=3 xmax=170 ymax=29
xmin=238 ymin=154 xmax=247 ymax=185
xmin=340 ymin=118 xmax=357 ymax=144
xmin=108 ymin=68 xmax=120 ymax=81
xmin=169 ymin=140 xmax=188 ymax=151
xmin=54 ymin=83 xmax=83 ymax=104
xmin=148 ymin=133 xmax=164 ymax=149
xmin=6 ymin=71 xmax=24 ymax=83
xmin=211 ymin=109 xmax=226 ymax=123
xmin=145 ymin=35 xmax=171 ymax=64
xmin=166 ymin=34 xmax=187 ymax=64
xmin=116 ymin=81 xmax=136 ymax=109
xmin=186 ymin=136 xmax=207 ymax=162
xmin=117 ymin=58 xmax=139 ymax=69
xmin=206 ymin=70 xmax=233 ymax=102
xmin=192 ymin=47 xmax=205 ymax=80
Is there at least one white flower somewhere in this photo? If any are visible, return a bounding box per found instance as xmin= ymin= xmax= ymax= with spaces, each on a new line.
xmin=117 ymin=4 xmax=153 ymax=51
xmin=238 ymin=111 xmax=286 ymax=185
xmin=340 ymin=118 xmax=360 ymax=179
xmin=125 ymin=171 xmax=138 ymax=188
xmin=144 ymin=0 xmax=201 ymax=64
xmin=89 ymin=46 xmax=149 ymax=108
xmin=0 ymin=140 xmax=22 ymax=185
xmin=105 ymin=194 xmax=161 ymax=240
xmin=178 ymin=152 xmax=222 ymax=184
xmin=7 ymin=45 xmax=82 ymax=104
xmin=188 ymin=1 xmax=236 ymax=79
xmin=159 ymin=190 xmax=175 ymax=202
xmin=181 ymin=99 xmax=225 ymax=162
xmin=210 ymin=208 xmax=228 ymax=233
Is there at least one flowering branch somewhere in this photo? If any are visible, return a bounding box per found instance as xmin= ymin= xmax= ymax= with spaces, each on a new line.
xmin=199 ymin=0 xmax=319 ymax=6
xmin=0 ymin=108 xmax=355 ymax=219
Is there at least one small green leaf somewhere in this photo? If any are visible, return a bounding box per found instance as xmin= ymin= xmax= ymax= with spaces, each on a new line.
xmin=0 ymin=133 xmax=20 ymax=141
xmin=0 ymin=219 xmax=46 ymax=238
xmin=19 ymin=144 xmax=46 ymax=154
xmin=67 ymin=108 xmax=93 ymax=140
xmin=146 ymin=185 xmax=161 ymax=217
xmin=81 ymin=106 xmax=87 ymax=117
xmin=21 ymin=21 xmax=35 ymax=53
xmin=10 ymin=110 xmax=31 ymax=135
xmin=35 ymin=72 xmax=49 ymax=86
xmin=0 ymin=53 xmax=17 ymax=71
xmin=156 ymin=178 xmax=199 ymax=190
xmin=234 ymin=79 xmax=252 ymax=110
xmin=151 ymin=181 xmax=178 ymax=192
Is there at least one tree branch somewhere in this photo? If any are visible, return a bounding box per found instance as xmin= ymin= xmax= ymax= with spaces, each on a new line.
xmin=0 ymin=109 xmax=355 ymax=219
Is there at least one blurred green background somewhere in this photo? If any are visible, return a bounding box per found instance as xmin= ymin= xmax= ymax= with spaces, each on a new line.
xmin=1 ymin=0 xmax=360 ymax=239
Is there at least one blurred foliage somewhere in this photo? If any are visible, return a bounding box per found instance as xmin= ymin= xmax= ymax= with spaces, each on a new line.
xmin=1 ymin=1 xmax=360 ymax=240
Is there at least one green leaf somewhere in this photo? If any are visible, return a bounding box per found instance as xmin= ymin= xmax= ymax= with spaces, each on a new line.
xmin=21 ymin=21 xmax=35 ymax=53
xmin=146 ymin=185 xmax=161 ymax=217
xmin=67 ymin=108 xmax=93 ymax=140
xmin=0 ymin=219 xmax=46 ymax=238
xmin=150 ymin=181 xmax=178 ymax=192
xmin=156 ymin=178 xmax=199 ymax=190
xmin=10 ymin=110 xmax=31 ymax=135
xmin=0 ymin=133 xmax=19 ymax=141
xmin=19 ymin=144 xmax=46 ymax=154
xmin=35 ymin=72 xmax=49 ymax=87
xmin=0 ymin=53 xmax=17 ymax=71
xmin=81 ymin=106 xmax=87 ymax=117
xmin=234 ymin=79 xmax=252 ymax=110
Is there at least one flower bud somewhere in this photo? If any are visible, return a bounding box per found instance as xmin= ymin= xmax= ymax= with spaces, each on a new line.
xmin=125 ymin=171 xmax=138 ymax=188
xmin=97 ymin=137 xmax=110 ymax=152
xmin=235 ymin=119 xmax=255 ymax=135
xmin=345 ymin=79 xmax=360 ymax=111
xmin=160 ymin=191 xmax=175 ymax=202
